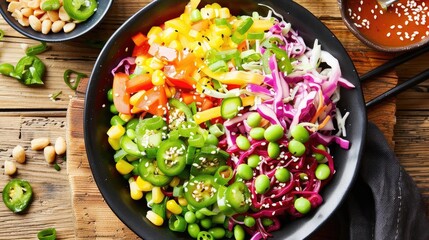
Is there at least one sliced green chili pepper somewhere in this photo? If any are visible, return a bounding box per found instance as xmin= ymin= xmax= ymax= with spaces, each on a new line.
xmin=225 ymin=182 xmax=251 ymax=214
xmin=214 ymin=165 xmax=233 ymax=185
xmin=138 ymin=158 xmax=172 ymax=186
xmin=178 ymin=121 xmax=199 ymax=137
xmin=26 ymin=42 xmax=49 ymax=56
xmin=156 ymin=139 xmax=187 ymax=177
xmin=37 ymin=228 xmax=56 ymax=240
xmin=120 ymin=135 xmax=143 ymax=157
xmin=190 ymin=149 xmax=227 ymax=176
xmin=63 ymin=0 xmax=98 ymax=21
xmin=216 ymin=185 xmax=236 ymax=216
xmin=152 ymin=197 xmax=168 ymax=219
xmin=197 ymin=231 xmax=214 ymax=240
xmin=13 ymin=55 xmax=45 ymax=85
xmin=0 ymin=63 xmax=15 ymax=76
xmin=188 ymin=134 xmax=205 ymax=147
xmin=64 ymin=69 xmax=87 ymax=90
xmin=169 ymin=98 xmax=193 ymax=121
xmin=145 ymin=116 xmax=166 ymax=130
xmin=2 ymin=179 xmax=33 ymax=213
xmin=184 ymin=175 xmax=219 ymax=209
xmin=169 ymin=215 xmax=187 ymax=232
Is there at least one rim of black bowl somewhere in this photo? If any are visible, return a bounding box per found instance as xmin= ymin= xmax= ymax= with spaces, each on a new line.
xmin=85 ymin=0 xmax=367 ymax=239
xmin=0 ymin=1 xmax=113 ymax=42
xmin=337 ymin=0 xmax=429 ymax=53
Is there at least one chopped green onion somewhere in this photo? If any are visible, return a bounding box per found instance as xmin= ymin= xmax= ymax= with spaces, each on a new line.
xmin=231 ymin=31 xmax=245 ymax=44
xmin=49 ymin=91 xmax=62 ymax=101
xmin=208 ymin=60 xmax=228 ymax=72
xmin=190 ymin=9 xmax=202 ymax=22
xmin=37 ymin=228 xmax=56 ymax=240
xmin=236 ymin=17 xmax=254 ymax=35
xmin=247 ymin=32 xmax=264 ymax=40
xmin=64 ymin=69 xmax=87 ymax=90
xmin=53 ymin=163 xmax=61 ymax=171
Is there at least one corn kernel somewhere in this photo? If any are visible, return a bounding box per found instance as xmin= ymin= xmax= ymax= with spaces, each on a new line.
xmin=201 ymin=7 xmax=215 ymax=19
xmin=219 ymin=7 xmax=231 ymax=19
xmin=107 ymin=124 xmax=125 ymax=139
xmin=212 ymin=25 xmax=232 ymax=38
xmin=165 ymin=18 xmax=190 ymax=34
xmin=188 ymin=29 xmax=202 ymax=40
xmin=136 ymin=176 xmax=153 ymax=192
xmin=192 ymin=45 xmax=206 ymax=59
xmin=169 ymin=177 xmax=181 ymax=188
xmin=208 ymin=35 xmax=224 ymax=48
xmin=119 ymin=113 xmax=133 ymax=122
xmin=168 ymin=40 xmax=183 ymax=51
xmin=166 ymin=199 xmax=183 ymax=215
xmin=130 ymin=90 xmax=146 ymax=106
xmin=177 ymin=197 xmax=188 ymax=206
xmin=135 ymin=56 xmax=147 ymax=66
xmin=116 ymin=159 xmax=134 ymax=175
xmin=161 ymin=27 xmax=179 ymax=45
xmin=147 ymin=57 xmax=164 ymax=70
xmin=108 ymin=137 xmax=121 ymax=150
xmin=152 ymin=186 xmax=165 ymax=204
xmin=147 ymin=26 xmax=162 ymax=38
xmin=211 ymin=3 xmax=222 ymax=9
xmin=180 ymin=13 xmax=191 ymax=24
xmin=151 ymin=69 xmax=166 ymax=86
xmin=129 ymin=178 xmax=143 ymax=200
xmin=146 ymin=210 xmax=164 ymax=226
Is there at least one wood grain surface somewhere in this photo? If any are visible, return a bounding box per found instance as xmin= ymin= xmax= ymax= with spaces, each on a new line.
xmin=0 ymin=0 xmax=428 ymax=239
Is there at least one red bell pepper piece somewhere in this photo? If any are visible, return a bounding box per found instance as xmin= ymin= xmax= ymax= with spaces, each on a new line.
xmin=126 ymin=74 xmax=153 ymax=93
xmin=112 ymin=72 xmax=131 ymax=114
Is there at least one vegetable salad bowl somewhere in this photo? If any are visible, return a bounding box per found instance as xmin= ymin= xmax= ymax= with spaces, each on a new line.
xmin=84 ymin=0 xmax=366 ymax=239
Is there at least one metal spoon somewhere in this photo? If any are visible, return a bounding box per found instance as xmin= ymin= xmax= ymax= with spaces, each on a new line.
xmin=377 ymin=0 xmax=398 ymax=10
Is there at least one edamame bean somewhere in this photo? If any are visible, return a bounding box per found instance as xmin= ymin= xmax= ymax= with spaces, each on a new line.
xmin=290 ymin=124 xmax=309 ymax=143
xmin=184 ymin=211 xmax=197 ymax=224
xmin=247 ymin=154 xmax=261 ymax=168
xmin=200 ymin=218 xmax=212 ymax=229
xmin=275 ymin=167 xmax=290 ymax=182
xmin=107 ymin=89 xmax=114 ymax=102
xmin=237 ymin=164 xmax=253 ymax=180
xmin=244 ymin=216 xmax=256 ymax=227
xmin=246 ymin=112 xmax=262 ymax=128
xmin=294 ymin=197 xmax=311 ymax=214
xmin=236 ymin=135 xmax=250 ymax=150
xmin=264 ymin=124 xmax=284 ymax=142
xmin=262 ymin=218 xmax=273 ymax=226
xmin=313 ymin=144 xmax=327 ymax=162
xmin=188 ymin=223 xmax=200 ymax=238
xmin=255 ymin=174 xmax=270 ymax=194
xmin=268 ymin=142 xmax=280 ymax=159
xmin=315 ymin=163 xmax=331 ymax=180
xmin=249 ymin=127 xmax=265 ymax=140
xmin=110 ymin=104 xmax=119 ymax=114
xmin=209 ymin=227 xmax=226 ymax=239
xmin=233 ymin=225 xmax=245 ymax=240
xmin=0 ymin=63 xmax=14 ymax=76
xmin=288 ymin=139 xmax=306 ymax=156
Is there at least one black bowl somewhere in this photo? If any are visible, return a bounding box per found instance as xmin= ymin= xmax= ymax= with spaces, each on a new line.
xmin=0 ymin=1 xmax=113 ymax=42
xmin=85 ymin=0 xmax=366 ymax=239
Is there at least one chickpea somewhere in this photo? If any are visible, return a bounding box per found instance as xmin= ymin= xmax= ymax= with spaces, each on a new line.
xmin=12 ymin=145 xmax=26 ymax=164
xmin=4 ymin=160 xmax=17 ymax=176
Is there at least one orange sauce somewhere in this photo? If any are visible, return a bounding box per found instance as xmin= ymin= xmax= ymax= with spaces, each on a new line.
xmin=346 ymin=0 xmax=429 ymax=47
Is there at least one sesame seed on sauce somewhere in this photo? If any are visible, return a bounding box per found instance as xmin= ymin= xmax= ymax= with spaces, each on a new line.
xmin=346 ymin=0 xmax=429 ymax=47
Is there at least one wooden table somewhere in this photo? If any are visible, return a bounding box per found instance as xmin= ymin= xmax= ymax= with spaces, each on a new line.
xmin=0 ymin=0 xmax=428 ymax=239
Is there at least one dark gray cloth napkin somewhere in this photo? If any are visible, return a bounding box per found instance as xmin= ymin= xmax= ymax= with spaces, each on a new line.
xmin=339 ymin=122 xmax=429 ymax=240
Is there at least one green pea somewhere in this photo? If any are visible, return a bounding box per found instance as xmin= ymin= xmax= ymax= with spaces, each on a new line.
xmin=233 ymin=225 xmax=245 ymax=240
xmin=0 ymin=63 xmax=14 ymax=76
xmin=200 ymin=218 xmax=212 ymax=229
xmin=246 ymin=112 xmax=262 ymax=128
xmin=237 ymin=164 xmax=253 ymax=180
xmin=288 ymin=139 xmax=306 ymax=156
xmin=107 ymin=89 xmax=114 ymax=102
xmin=254 ymin=174 xmax=270 ymax=194
xmin=196 ymin=210 xmax=206 ymax=219
xmin=267 ymin=142 xmax=280 ymax=159
xmin=264 ymin=124 xmax=284 ymax=142
xmin=188 ymin=223 xmax=201 ymax=238
xmin=205 ymin=134 xmax=219 ymax=146
xmin=236 ymin=135 xmax=250 ymax=150
xmin=294 ymin=197 xmax=311 ymax=214
xmin=262 ymin=218 xmax=273 ymax=226
xmin=110 ymin=104 xmax=119 ymax=114
xmin=249 ymin=127 xmax=265 ymax=140
xmin=244 ymin=216 xmax=256 ymax=227
xmin=110 ymin=115 xmax=125 ymax=126
xmin=209 ymin=227 xmax=226 ymax=239
xmin=315 ymin=163 xmax=331 ymax=180
xmin=290 ymin=124 xmax=309 ymax=143
xmin=275 ymin=167 xmax=290 ymax=182
xmin=313 ymin=144 xmax=327 ymax=162
xmin=247 ymin=154 xmax=261 ymax=168
xmin=185 ymin=211 xmax=197 ymax=224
